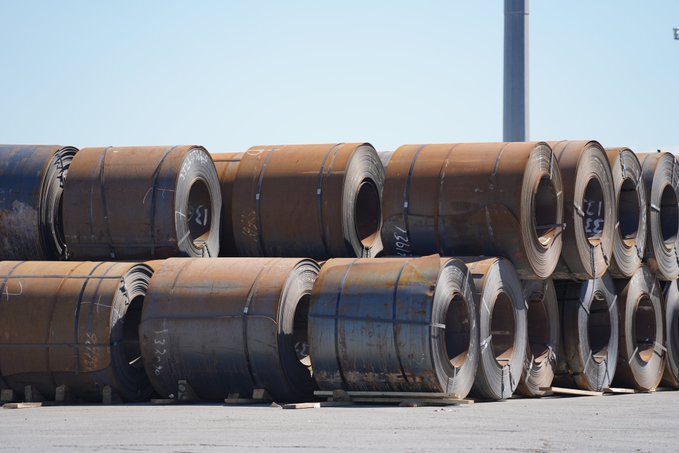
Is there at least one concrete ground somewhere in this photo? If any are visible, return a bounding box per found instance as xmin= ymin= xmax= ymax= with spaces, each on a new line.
xmin=1 ymin=391 xmax=678 ymax=452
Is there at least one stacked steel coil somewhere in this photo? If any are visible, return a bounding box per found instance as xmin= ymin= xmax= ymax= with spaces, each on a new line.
xmin=0 ymin=140 xmax=678 ymax=405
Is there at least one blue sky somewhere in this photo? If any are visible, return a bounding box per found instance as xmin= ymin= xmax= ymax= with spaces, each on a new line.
xmin=1 ymin=1 xmax=678 ymax=154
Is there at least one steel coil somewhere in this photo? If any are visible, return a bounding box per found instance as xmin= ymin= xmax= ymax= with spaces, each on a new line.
xmin=661 ymin=279 xmax=679 ymax=388
xmin=550 ymin=141 xmax=615 ymax=280
xmin=0 ymin=145 xmax=78 ymax=260
xmin=231 ymin=143 xmax=384 ymax=259
xmin=464 ymin=257 xmax=527 ymax=400
xmin=553 ymin=276 xmax=619 ymax=391
xmin=605 ymin=148 xmax=647 ymax=278
xmin=0 ymin=261 xmax=154 ymax=402
xmin=309 ymin=255 xmax=479 ymax=398
xmin=638 ymin=152 xmax=679 ymax=280
xmin=516 ymin=279 xmax=559 ymax=397
xmin=212 ymin=152 xmax=243 ymax=257
xmin=63 ymin=146 xmax=221 ymax=259
xmin=139 ymin=258 xmax=319 ymax=402
xmin=612 ymin=266 xmax=664 ymax=391
xmin=381 ymin=142 xmax=564 ymax=279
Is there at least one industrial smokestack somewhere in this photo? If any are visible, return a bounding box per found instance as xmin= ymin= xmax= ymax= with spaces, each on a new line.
xmin=503 ymin=0 xmax=529 ymax=142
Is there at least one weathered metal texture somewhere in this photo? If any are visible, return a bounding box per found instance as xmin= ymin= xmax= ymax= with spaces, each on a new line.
xmin=231 ymin=143 xmax=384 ymax=259
xmin=463 ymin=257 xmax=527 ymax=400
xmin=516 ymin=278 xmax=559 ymax=397
xmin=139 ymin=258 xmax=319 ymax=403
xmin=605 ymin=148 xmax=647 ymax=278
xmin=309 ymin=255 xmax=479 ymax=398
xmin=381 ymin=142 xmax=563 ymax=279
xmin=0 ymin=261 xmax=154 ymax=402
xmin=212 ymin=152 xmax=243 ymax=257
xmin=550 ymin=141 xmax=615 ymax=280
xmin=612 ymin=266 xmax=665 ymax=391
xmin=63 ymin=146 xmax=221 ymax=259
xmin=553 ymin=276 xmax=619 ymax=391
xmin=661 ymin=279 xmax=679 ymax=387
xmin=0 ymin=145 xmax=78 ymax=260
xmin=637 ymin=152 xmax=679 ymax=280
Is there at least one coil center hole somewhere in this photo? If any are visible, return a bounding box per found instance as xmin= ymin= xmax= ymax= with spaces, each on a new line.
xmin=527 ymin=294 xmax=550 ymax=364
xmin=660 ymin=185 xmax=679 ymax=246
xmin=491 ymin=292 xmax=515 ymax=366
xmin=293 ymin=294 xmax=311 ymax=368
xmin=444 ymin=293 xmax=471 ymax=369
xmin=187 ymin=179 xmax=212 ymax=246
xmin=619 ymin=177 xmax=640 ymax=244
xmin=587 ymin=292 xmax=611 ymax=364
xmin=534 ymin=176 xmax=559 ymax=247
xmin=634 ymin=296 xmax=657 ymax=364
xmin=354 ymin=179 xmax=381 ymax=249
xmin=123 ymin=295 xmax=144 ymax=368
xmin=583 ymin=179 xmax=605 ymax=245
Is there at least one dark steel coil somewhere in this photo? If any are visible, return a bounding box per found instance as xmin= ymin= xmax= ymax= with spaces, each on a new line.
xmin=638 ymin=152 xmax=679 ymax=280
xmin=309 ymin=255 xmax=479 ymax=398
xmin=139 ymin=258 xmax=319 ymax=403
xmin=516 ymin=279 xmax=559 ymax=397
xmin=212 ymin=152 xmax=243 ymax=257
xmin=550 ymin=141 xmax=615 ymax=280
xmin=605 ymin=148 xmax=647 ymax=278
xmin=553 ymin=276 xmax=619 ymax=391
xmin=661 ymin=279 xmax=679 ymax=388
xmin=231 ymin=143 xmax=384 ymax=259
xmin=0 ymin=145 xmax=77 ymax=260
xmin=63 ymin=146 xmax=221 ymax=259
xmin=612 ymin=266 xmax=664 ymax=391
xmin=381 ymin=142 xmax=564 ymax=279
xmin=0 ymin=261 xmax=154 ymax=402
xmin=464 ymin=257 xmax=527 ymax=400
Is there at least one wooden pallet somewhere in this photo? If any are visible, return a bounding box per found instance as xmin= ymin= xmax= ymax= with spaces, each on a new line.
xmin=314 ymin=390 xmax=473 ymax=407
xmin=540 ymin=386 xmax=637 ymax=397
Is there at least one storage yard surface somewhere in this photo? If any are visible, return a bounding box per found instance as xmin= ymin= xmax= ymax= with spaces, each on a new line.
xmin=1 ymin=392 xmax=677 ymax=452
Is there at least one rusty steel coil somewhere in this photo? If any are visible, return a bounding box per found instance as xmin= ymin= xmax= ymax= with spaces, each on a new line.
xmin=612 ymin=266 xmax=665 ymax=391
xmin=553 ymin=276 xmax=619 ymax=391
xmin=516 ymin=279 xmax=559 ymax=397
xmin=661 ymin=280 xmax=679 ymax=387
xmin=309 ymin=255 xmax=479 ymax=398
xmin=212 ymin=152 xmax=243 ymax=257
xmin=605 ymin=148 xmax=647 ymax=278
xmin=0 ymin=145 xmax=78 ymax=260
xmin=550 ymin=141 xmax=615 ymax=280
xmin=464 ymin=257 xmax=527 ymax=400
xmin=381 ymin=142 xmax=563 ymax=279
xmin=231 ymin=143 xmax=384 ymax=259
xmin=638 ymin=152 xmax=679 ymax=281
xmin=0 ymin=261 xmax=154 ymax=402
xmin=139 ymin=257 xmax=319 ymax=402
xmin=63 ymin=146 xmax=221 ymax=260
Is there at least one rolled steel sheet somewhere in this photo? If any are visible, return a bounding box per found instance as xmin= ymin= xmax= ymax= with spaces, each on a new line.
xmin=464 ymin=257 xmax=527 ymax=400
xmin=63 ymin=146 xmax=221 ymax=259
xmin=0 ymin=145 xmax=78 ymax=260
xmin=553 ymin=276 xmax=619 ymax=391
xmin=661 ymin=279 xmax=679 ymax=387
xmin=381 ymin=142 xmax=564 ymax=279
xmin=638 ymin=152 xmax=679 ymax=280
xmin=212 ymin=152 xmax=243 ymax=257
xmin=612 ymin=266 xmax=664 ymax=391
xmin=550 ymin=141 xmax=615 ymax=280
xmin=0 ymin=261 xmax=154 ymax=402
xmin=139 ymin=258 xmax=319 ymax=403
xmin=309 ymin=255 xmax=479 ymax=398
xmin=231 ymin=143 xmax=384 ymax=259
xmin=605 ymin=148 xmax=647 ymax=278
xmin=516 ymin=279 xmax=559 ymax=397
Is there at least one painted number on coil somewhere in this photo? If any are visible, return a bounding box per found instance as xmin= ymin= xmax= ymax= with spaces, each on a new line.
xmin=584 ymin=199 xmax=604 ymax=237
xmin=393 ymin=225 xmax=412 ymax=256
xmin=153 ymin=329 xmax=169 ymax=376
xmin=188 ymin=205 xmax=209 ymax=226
